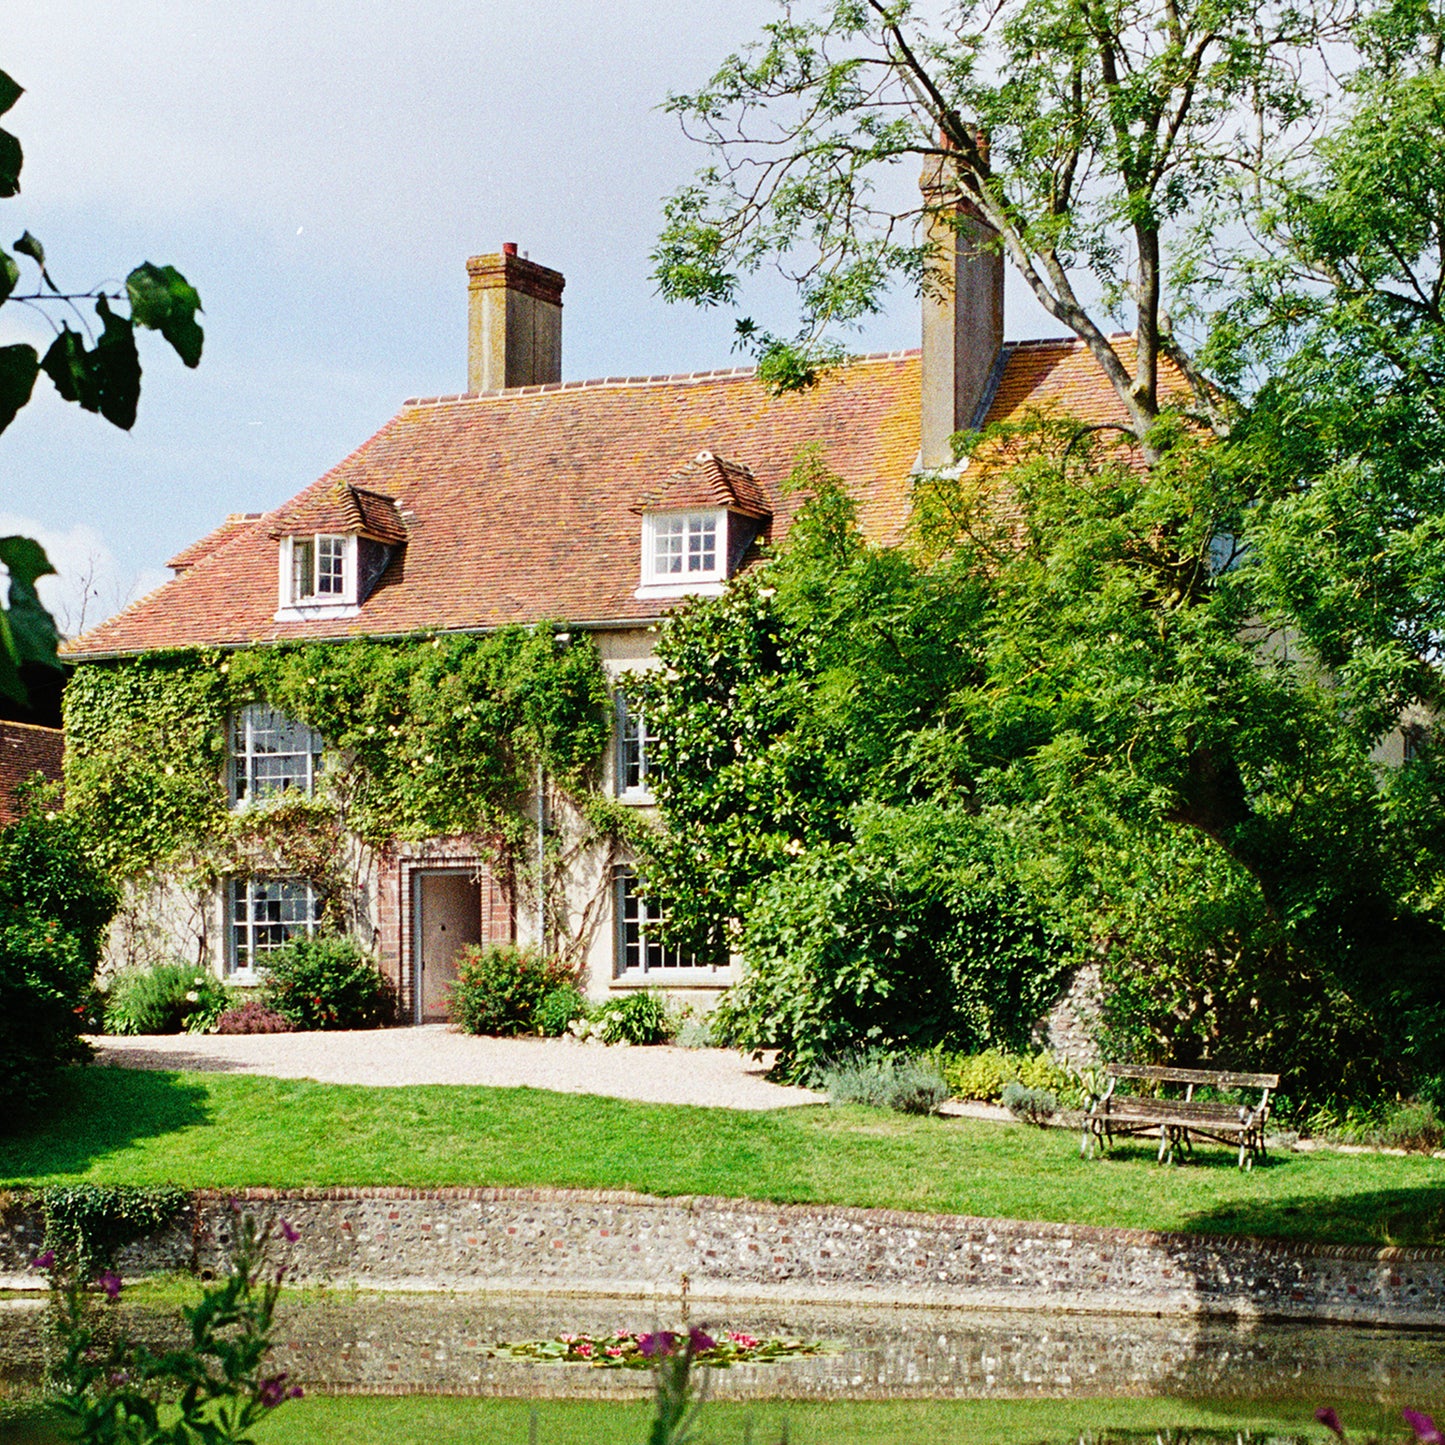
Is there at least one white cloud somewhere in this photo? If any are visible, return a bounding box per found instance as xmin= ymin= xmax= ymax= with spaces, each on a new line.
xmin=0 ymin=514 xmax=166 ymax=637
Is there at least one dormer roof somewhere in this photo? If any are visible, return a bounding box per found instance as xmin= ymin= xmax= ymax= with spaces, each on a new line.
xmin=167 ymin=514 xmax=262 ymax=574
xmin=267 ymin=483 xmax=408 ymax=546
xmin=632 ymin=451 xmax=772 ymax=520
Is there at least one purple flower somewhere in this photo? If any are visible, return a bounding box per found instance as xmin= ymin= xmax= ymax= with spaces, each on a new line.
xmin=287 ymin=1385 xmax=304 ymax=1401
xmin=688 ymin=1327 xmax=716 ymax=1353
xmin=1316 ymin=1407 xmax=1346 ymax=1439
xmin=1404 ymin=1410 xmax=1442 ymax=1445
xmin=257 ymin=1373 xmax=291 ymax=1408
xmin=229 ymin=1197 xmax=242 ymax=1215
xmin=30 ymin=1250 xmax=54 ymax=1270
xmin=97 ymin=1270 xmax=122 ymax=1301
xmin=638 ymin=1331 xmax=676 ymax=1360
xmin=279 ymin=1218 xmax=299 ymax=1243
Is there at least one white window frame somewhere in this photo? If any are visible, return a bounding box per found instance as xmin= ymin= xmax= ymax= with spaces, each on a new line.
xmin=276 ymin=533 xmax=359 ymax=617
xmin=615 ymin=691 xmax=658 ymax=801
xmin=229 ymin=703 xmax=325 ymax=807
xmin=635 ymin=510 xmax=728 ymax=600
xmin=613 ymin=866 xmax=724 ymax=979
xmin=226 ymin=876 xmax=322 ymax=978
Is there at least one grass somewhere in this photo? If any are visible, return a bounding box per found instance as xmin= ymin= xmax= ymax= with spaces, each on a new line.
xmin=2 ymin=1067 xmax=1443 ymax=1247
xmin=0 ymin=1393 xmax=1403 ymax=1445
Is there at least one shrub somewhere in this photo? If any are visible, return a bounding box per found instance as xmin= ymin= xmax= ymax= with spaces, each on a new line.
xmin=712 ymin=805 xmax=1071 ymax=1081
xmin=673 ymin=1008 xmax=716 ymax=1049
xmin=821 ymin=1050 xmax=950 ymax=1115
xmin=260 ymin=935 xmax=394 ymax=1030
xmin=535 ymin=985 xmax=589 ymax=1038
xmin=104 ymin=963 xmax=228 ymax=1035
xmin=1001 ymin=1081 xmax=1057 ymax=1126
xmin=942 ymin=1047 xmax=1072 ymax=1103
xmin=216 ymin=1000 xmax=294 ymax=1034
xmin=0 ymin=793 xmax=117 ymax=1118
xmin=447 ymin=945 xmax=579 ymax=1036
xmin=1320 ymin=1098 xmax=1445 ymax=1153
xmin=594 ymin=989 xmax=675 ymax=1045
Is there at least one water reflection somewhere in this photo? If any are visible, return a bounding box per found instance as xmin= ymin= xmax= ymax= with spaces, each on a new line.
xmin=3 ymin=1292 xmax=1443 ymax=1404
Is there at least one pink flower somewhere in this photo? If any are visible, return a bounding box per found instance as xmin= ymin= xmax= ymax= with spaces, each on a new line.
xmin=1316 ymin=1408 xmax=1346 ymax=1440
xmin=688 ymin=1327 xmax=716 ymax=1353
xmin=1404 ymin=1410 xmax=1442 ymax=1445
xmin=97 ymin=1270 xmax=122 ymax=1301
xmin=30 ymin=1250 xmax=54 ymax=1270
xmin=576 ymin=1342 xmax=593 ymax=1358
xmin=605 ymin=1346 xmax=624 ymax=1357
xmin=279 ymin=1218 xmax=299 ymax=1243
xmin=559 ymin=1333 xmax=578 ymax=1343
xmin=726 ymin=1331 xmax=759 ymax=1349
xmin=638 ymin=1331 xmax=676 ymax=1359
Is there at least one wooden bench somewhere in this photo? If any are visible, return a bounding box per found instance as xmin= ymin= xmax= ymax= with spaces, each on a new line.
xmin=1080 ymin=1063 xmax=1279 ymax=1169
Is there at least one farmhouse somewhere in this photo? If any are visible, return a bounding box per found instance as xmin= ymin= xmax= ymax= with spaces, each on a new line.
xmin=64 ymin=223 xmax=1146 ymax=1022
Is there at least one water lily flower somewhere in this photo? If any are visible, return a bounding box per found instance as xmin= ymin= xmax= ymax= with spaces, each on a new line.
xmin=1404 ymin=1410 xmax=1442 ymax=1444
xmin=1316 ymin=1407 xmax=1346 ymax=1439
xmin=97 ymin=1270 xmax=122 ymax=1300
xmin=576 ymin=1342 xmax=594 ymax=1358
xmin=605 ymin=1346 xmax=624 ymax=1357
xmin=726 ymin=1331 xmax=759 ymax=1349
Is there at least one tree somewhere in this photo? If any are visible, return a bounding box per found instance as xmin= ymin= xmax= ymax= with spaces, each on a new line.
xmin=652 ymin=0 xmax=1337 ymax=445
xmin=0 ymin=67 xmax=202 ymax=704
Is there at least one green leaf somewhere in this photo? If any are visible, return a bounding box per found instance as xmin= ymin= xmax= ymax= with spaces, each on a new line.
xmin=0 ymin=126 xmax=21 ymax=198
xmin=0 ymin=341 xmax=39 ymax=432
xmin=0 ymin=248 xmax=18 ymax=305
xmin=0 ymin=72 xmax=23 ymax=119
xmin=0 ymin=534 xmax=61 ymax=684
xmin=126 ymin=262 xmax=204 ymax=368
xmin=92 ymin=296 xmax=141 ymax=429
xmin=14 ymin=229 xmax=44 ymax=267
xmin=41 ymin=327 xmax=99 ymax=411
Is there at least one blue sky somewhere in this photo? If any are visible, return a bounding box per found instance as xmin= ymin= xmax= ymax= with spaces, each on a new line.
xmin=0 ymin=1 xmax=1056 ymax=630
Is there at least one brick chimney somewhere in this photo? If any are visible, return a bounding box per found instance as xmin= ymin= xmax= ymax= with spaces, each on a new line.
xmin=466 ymin=244 xmax=565 ymax=392
xmin=919 ymin=158 xmax=1004 ymax=469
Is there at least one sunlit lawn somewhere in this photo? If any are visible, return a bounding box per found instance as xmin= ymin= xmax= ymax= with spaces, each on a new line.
xmin=2 ymin=1066 xmax=1441 ymax=1247
xmin=0 ymin=1393 xmax=1381 ymax=1445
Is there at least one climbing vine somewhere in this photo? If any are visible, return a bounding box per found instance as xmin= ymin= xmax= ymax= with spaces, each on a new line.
xmin=63 ymin=629 xmax=611 ymax=894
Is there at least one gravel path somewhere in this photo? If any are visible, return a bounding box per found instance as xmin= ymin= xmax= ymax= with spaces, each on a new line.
xmin=90 ymin=1026 xmax=823 ymax=1112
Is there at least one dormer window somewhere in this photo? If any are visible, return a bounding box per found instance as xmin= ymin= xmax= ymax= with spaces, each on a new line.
xmin=292 ymin=534 xmax=347 ymax=601
xmin=633 ymin=452 xmax=771 ymax=602
xmin=270 ymin=484 xmax=408 ymax=621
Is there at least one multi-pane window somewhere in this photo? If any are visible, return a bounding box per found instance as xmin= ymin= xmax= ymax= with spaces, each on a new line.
xmin=227 ymin=877 xmax=321 ymax=973
xmin=616 ymin=691 xmax=659 ymax=796
xmin=614 ymin=867 xmax=718 ymax=975
xmin=230 ymin=703 xmax=324 ymax=804
xmin=650 ymin=513 xmax=719 ymax=578
xmin=290 ymin=534 xmax=346 ymax=601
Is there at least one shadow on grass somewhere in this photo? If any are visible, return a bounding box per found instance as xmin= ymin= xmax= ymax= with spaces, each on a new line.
xmin=1182 ymin=1185 xmax=1445 ymax=1248
xmin=0 ymin=1067 xmax=210 ymax=1183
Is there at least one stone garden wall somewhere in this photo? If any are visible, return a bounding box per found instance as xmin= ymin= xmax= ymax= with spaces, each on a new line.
xmin=3 ymin=1187 xmax=1442 ymax=1328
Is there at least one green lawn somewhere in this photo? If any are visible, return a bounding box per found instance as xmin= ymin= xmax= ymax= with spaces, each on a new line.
xmin=2 ymin=1067 xmax=1442 ymax=1247
xmin=0 ymin=1394 xmax=1383 ymax=1445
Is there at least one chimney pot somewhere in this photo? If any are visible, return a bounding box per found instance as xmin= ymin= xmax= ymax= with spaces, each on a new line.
xmin=466 ymin=248 xmax=565 ymax=392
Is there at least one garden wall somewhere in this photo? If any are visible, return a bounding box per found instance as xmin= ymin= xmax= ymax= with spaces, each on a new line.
xmin=3 ymin=1188 xmax=1442 ymax=1327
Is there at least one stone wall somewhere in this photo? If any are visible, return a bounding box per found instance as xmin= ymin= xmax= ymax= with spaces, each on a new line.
xmin=1037 ymin=961 xmax=1103 ymax=1068
xmin=3 ymin=1188 xmax=1442 ymax=1328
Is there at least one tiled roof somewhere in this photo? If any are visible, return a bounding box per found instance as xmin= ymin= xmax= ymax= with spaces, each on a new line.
xmin=633 ymin=451 xmax=771 ymax=519
xmin=167 ymin=514 xmax=262 ymax=573
xmin=267 ymin=483 xmax=409 ymax=545
xmin=68 ymin=338 xmax=1161 ymax=658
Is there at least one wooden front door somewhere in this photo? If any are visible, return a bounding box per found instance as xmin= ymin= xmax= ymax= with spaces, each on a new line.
xmin=416 ymin=872 xmax=482 ymax=1022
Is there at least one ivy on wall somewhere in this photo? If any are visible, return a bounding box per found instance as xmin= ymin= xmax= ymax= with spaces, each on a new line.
xmin=63 ymin=629 xmax=612 ymax=895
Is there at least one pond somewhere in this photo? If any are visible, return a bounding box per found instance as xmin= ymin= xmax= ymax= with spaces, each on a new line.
xmin=2 ymin=1290 xmax=1442 ymax=1442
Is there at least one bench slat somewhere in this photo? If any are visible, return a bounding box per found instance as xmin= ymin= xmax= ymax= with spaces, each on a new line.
xmin=1106 ymin=1063 xmax=1279 ymax=1090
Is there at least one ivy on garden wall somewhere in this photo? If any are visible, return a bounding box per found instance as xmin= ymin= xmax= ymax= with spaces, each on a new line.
xmin=62 ymin=628 xmax=611 ymax=895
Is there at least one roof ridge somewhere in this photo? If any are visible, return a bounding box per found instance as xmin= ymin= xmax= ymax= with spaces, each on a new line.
xmin=402 ymin=347 xmax=923 ymax=408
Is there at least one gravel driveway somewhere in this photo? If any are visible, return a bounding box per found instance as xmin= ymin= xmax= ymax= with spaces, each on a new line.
xmin=90 ymin=1026 xmax=822 ymax=1111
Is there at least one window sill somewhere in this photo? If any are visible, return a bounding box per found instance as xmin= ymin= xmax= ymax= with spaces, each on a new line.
xmin=615 ymin=788 xmax=656 ymax=807
xmin=633 ymin=579 xmax=726 ymax=602
xmin=274 ymin=601 xmax=360 ymax=622
xmin=611 ymin=970 xmax=735 ymax=989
